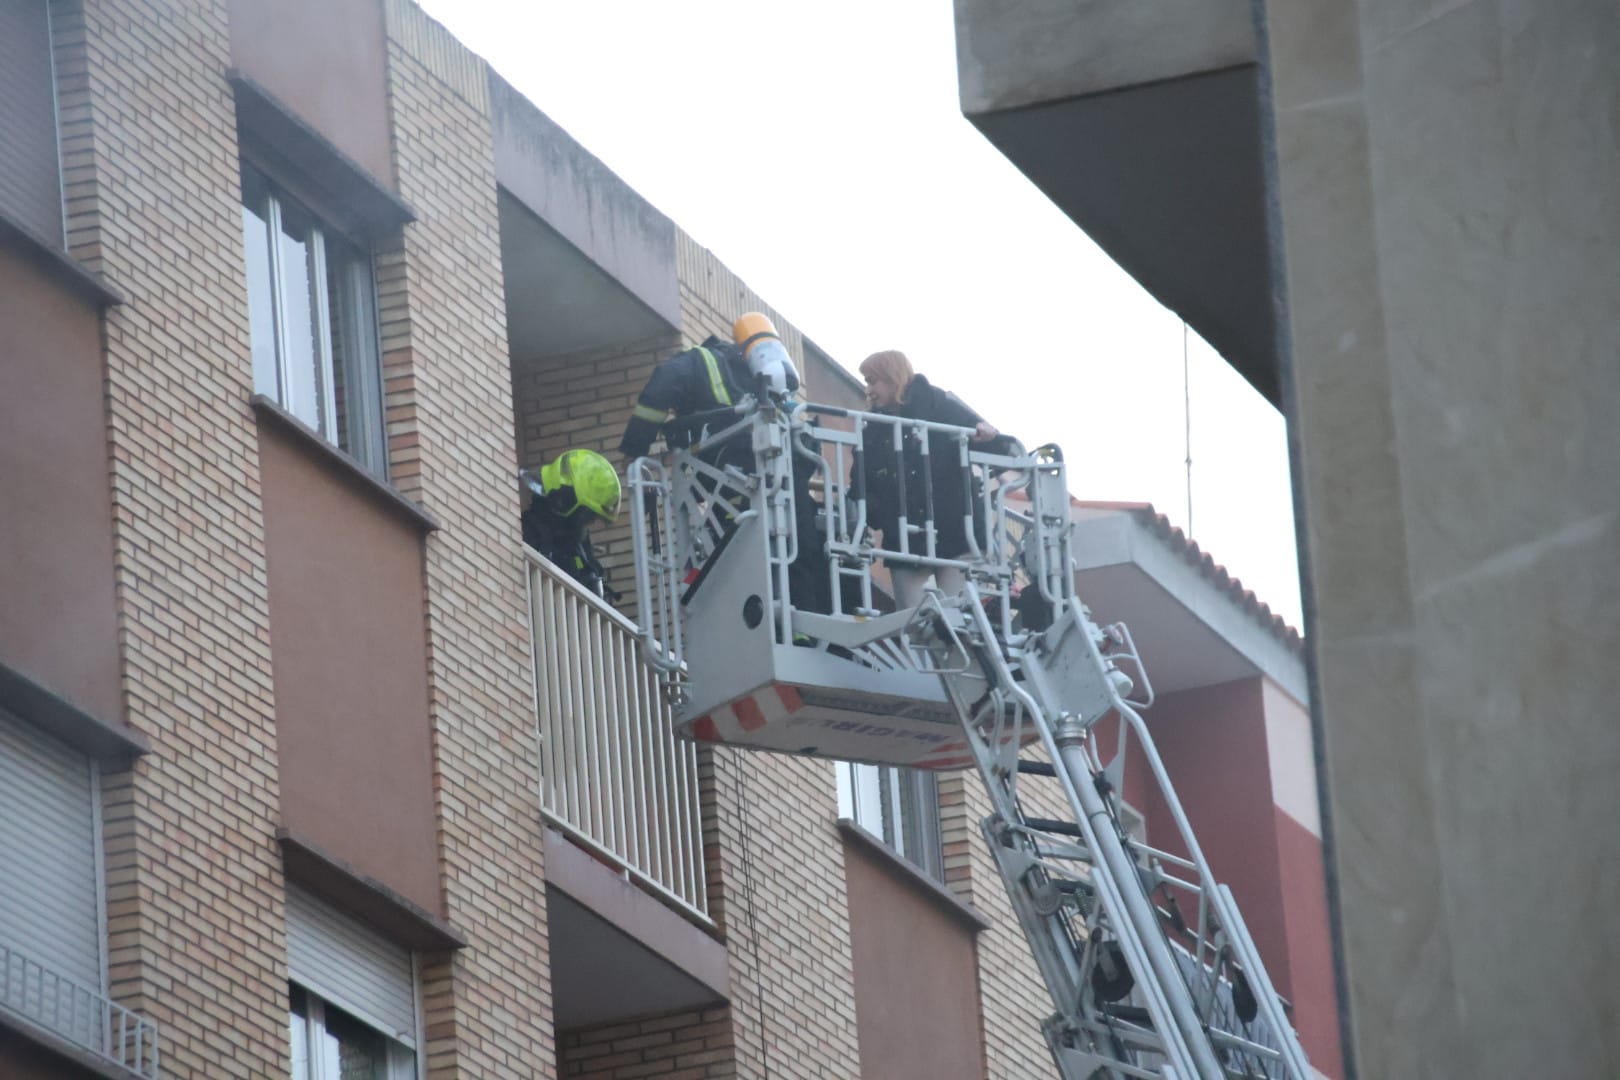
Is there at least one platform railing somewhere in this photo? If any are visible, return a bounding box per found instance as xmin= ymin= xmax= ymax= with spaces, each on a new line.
xmin=627 ymin=401 xmax=1061 ymax=685
xmin=0 ymin=940 xmax=160 ymax=1079
xmin=525 ymin=547 xmax=708 ymax=920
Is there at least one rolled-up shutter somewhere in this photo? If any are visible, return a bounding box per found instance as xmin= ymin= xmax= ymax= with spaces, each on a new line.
xmin=286 ymin=885 xmax=416 ymax=1047
xmin=0 ymin=706 xmax=101 ymax=989
xmin=0 ymin=1 xmax=65 ymax=244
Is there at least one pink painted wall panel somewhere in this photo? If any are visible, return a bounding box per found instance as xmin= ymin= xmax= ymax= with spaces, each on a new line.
xmin=1275 ymin=804 xmax=1343 ymax=1076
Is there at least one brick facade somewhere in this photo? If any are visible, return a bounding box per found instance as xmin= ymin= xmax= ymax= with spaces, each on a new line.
xmin=558 ymin=1007 xmax=734 ymax=1080
xmin=379 ymin=2 xmax=555 ymax=1075
xmin=51 ymin=0 xmax=290 ymax=1074
xmin=5 ymin=4 xmax=1327 ymax=1080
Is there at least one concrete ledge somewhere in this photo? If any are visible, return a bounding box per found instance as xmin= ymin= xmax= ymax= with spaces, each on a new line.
xmin=0 ymin=215 xmax=122 ymax=309
xmin=953 ymin=0 xmax=1279 ymax=405
xmin=0 ymin=1008 xmax=145 ymax=1080
xmin=277 ymin=829 xmax=466 ymax=953
xmin=1072 ymin=508 xmax=1307 ymax=702
xmin=489 ymin=72 xmax=680 ymax=331
xmin=544 ymin=828 xmax=728 ymax=1028
xmin=544 ymin=829 xmax=728 ymax=988
xmin=956 ymin=0 xmax=1256 ymax=113
xmin=228 ymin=70 xmax=415 ymax=244
xmin=0 ymin=660 xmax=147 ymax=764
xmin=837 ymin=819 xmax=992 ymax=933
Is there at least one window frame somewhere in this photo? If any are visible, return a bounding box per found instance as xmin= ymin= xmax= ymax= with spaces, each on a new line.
xmin=241 ymin=162 xmax=388 ymax=478
xmin=837 ymin=761 xmax=943 ymax=879
xmin=289 ymin=983 xmax=417 ymax=1080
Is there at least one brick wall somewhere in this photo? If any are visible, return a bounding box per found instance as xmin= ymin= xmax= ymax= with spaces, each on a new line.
xmin=379 ymin=2 xmax=555 ymax=1076
xmin=557 ymin=1007 xmax=735 ymax=1080
xmin=512 ymin=332 xmax=679 ymax=614
xmin=699 ymin=746 xmax=860 ymax=1079
xmin=940 ymin=770 xmax=1059 ymax=1076
xmin=51 ymin=0 xmax=290 ymax=1073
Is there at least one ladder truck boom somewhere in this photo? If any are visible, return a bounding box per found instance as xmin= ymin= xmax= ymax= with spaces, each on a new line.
xmin=627 ymin=394 xmax=1313 ymax=1080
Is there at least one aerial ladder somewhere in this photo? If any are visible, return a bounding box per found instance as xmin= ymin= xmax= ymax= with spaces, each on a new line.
xmin=626 ymin=375 xmax=1315 ymax=1079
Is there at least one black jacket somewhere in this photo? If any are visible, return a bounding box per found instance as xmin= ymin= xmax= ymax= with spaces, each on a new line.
xmin=522 ymin=495 xmax=611 ymax=597
xmin=860 ymin=375 xmax=1002 ymax=560
xmin=619 ymin=342 xmax=753 ymax=465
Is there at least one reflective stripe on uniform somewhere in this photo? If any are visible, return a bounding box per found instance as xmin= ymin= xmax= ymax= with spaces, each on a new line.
xmin=633 ymin=403 xmax=666 ymax=422
xmin=697 ymin=347 xmax=732 ymax=406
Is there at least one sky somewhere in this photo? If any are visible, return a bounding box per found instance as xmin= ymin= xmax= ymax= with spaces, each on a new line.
xmin=418 ymin=0 xmax=1305 ymax=629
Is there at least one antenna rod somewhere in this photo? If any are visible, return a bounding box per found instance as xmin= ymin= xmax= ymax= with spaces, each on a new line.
xmin=1183 ymin=321 xmax=1193 ymax=538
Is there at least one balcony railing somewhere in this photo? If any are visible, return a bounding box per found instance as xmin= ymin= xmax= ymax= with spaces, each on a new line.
xmin=525 ymin=548 xmax=708 ymax=920
xmin=0 ymin=941 xmax=160 ymax=1079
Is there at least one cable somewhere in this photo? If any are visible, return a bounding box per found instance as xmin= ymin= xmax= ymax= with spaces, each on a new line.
xmin=1183 ymin=320 xmax=1194 ymax=539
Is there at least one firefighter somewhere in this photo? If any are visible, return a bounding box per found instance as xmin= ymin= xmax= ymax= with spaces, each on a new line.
xmin=618 ymin=335 xmax=757 ymax=466
xmin=620 ymin=332 xmax=831 ymax=616
xmin=521 ymin=449 xmax=622 ymax=599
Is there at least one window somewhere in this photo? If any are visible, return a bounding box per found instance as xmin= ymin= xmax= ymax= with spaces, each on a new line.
xmin=0 ymin=0 xmax=65 ymax=245
xmin=837 ymin=762 xmax=942 ymax=878
xmin=285 ymin=886 xmax=418 ymax=1080
xmin=289 ymin=985 xmax=415 ymax=1080
xmin=241 ymin=165 xmax=387 ymax=475
xmin=0 ymin=707 xmax=117 ymax=1059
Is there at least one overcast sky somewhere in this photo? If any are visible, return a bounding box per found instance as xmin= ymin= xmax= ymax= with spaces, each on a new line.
xmin=419 ymin=0 xmax=1304 ymax=629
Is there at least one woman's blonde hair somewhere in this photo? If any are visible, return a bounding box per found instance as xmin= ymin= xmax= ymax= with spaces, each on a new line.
xmin=859 ymin=350 xmax=915 ymax=404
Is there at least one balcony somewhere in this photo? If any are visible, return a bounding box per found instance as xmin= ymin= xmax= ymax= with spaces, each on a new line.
xmin=495 ymin=76 xmax=728 ymax=1029
xmin=0 ymin=941 xmax=159 ymax=1079
xmin=524 ymin=551 xmax=726 ymax=1030
xmin=526 ymin=548 xmax=707 ymax=919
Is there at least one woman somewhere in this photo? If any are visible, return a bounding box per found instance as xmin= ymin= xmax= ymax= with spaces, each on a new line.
xmin=857 ymin=350 xmax=1003 ymax=607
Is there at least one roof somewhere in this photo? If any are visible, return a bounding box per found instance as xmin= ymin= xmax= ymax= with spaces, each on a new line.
xmin=1074 ymin=500 xmax=1303 ymax=653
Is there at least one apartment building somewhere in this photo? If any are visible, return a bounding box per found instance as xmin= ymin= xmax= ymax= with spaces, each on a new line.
xmin=0 ymin=1 xmax=1337 ymax=1077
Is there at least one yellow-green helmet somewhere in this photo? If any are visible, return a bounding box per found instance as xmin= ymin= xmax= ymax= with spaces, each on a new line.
xmin=540 ymin=449 xmax=622 ymax=522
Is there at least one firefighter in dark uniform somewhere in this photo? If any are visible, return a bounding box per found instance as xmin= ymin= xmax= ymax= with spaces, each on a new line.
xmin=521 ymin=449 xmax=622 ymax=599
xmin=618 ymin=336 xmax=753 ymax=467
xmin=619 ymin=336 xmax=832 ymax=616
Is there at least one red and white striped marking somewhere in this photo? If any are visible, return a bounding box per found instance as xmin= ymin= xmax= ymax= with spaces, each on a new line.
xmin=689 ymin=684 xmax=804 ymax=743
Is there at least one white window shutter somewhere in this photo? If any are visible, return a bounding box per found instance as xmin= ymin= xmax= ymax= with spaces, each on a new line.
xmin=285 ymin=885 xmax=417 ymax=1048
xmin=0 ymin=706 xmax=101 ymax=989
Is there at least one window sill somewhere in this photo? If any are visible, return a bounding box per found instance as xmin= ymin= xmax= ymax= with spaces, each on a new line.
xmin=0 ymin=1009 xmax=149 ymax=1080
xmin=0 ymin=212 xmax=123 ymax=309
xmin=836 ymin=818 xmax=991 ymax=933
xmin=250 ymin=395 xmax=439 ymax=533
xmin=278 ymin=830 xmax=467 ymax=952
xmin=0 ymin=660 xmax=148 ymax=764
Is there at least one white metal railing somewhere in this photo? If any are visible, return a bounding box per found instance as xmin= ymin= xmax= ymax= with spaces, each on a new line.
xmin=525 ymin=547 xmax=709 ymax=920
xmin=0 ymin=941 xmax=160 ymax=1078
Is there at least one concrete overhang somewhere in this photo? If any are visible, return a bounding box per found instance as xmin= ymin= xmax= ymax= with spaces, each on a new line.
xmin=954 ymin=0 xmax=1280 ymax=406
xmin=490 ymin=73 xmax=680 ymax=360
xmin=1071 ymin=506 xmax=1306 ymax=703
xmin=497 ymin=189 xmax=675 ymax=360
xmin=543 ymin=829 xmax=728 ymax=1030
